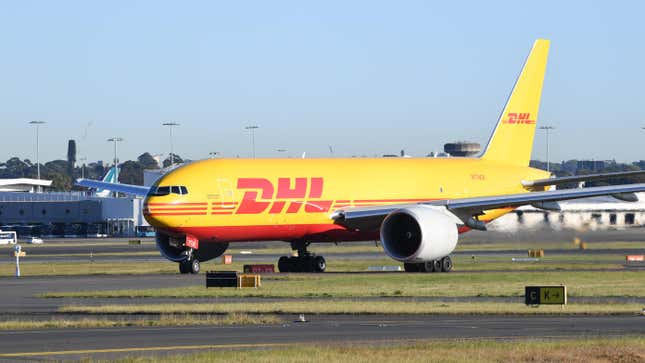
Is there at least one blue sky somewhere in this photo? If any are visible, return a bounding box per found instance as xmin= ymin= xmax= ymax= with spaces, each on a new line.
xmin=1 ymin=1 xmax=643 ymax=163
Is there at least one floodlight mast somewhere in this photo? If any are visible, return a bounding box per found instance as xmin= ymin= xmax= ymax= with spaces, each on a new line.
xmin=539 ymin=125 xmax=555 ymax=173
xmin=163 ymin=122 xmax=180 ymax=166
xmin=28 ymin=121 xmax=46 ymax=192
xmin=107 ymin=137 xmax=123 ymax=196
xmin=245 ymin=125 xmax=259 ymax=158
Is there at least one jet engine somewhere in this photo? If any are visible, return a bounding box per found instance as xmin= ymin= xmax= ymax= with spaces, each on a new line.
xmin=380 ymin=206 xmax=458 ymax=262
xmin=156 ymin=232 xmax=228 ymax=262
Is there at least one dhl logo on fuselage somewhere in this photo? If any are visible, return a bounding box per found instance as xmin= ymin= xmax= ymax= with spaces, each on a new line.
xmin=502 ymin=112 xmax=535 ymax=125
xmin=235 ymin=177 xmax=332 ymax=214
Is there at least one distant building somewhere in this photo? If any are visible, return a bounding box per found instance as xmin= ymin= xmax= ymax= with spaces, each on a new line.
xmin=0 ymin=192 xmax=146 ymax=237
xmin=489 ymin=194 xmax=645 ymax=232
xmin=443 ymin=142 xmax=481 ymax=157
xmin=576 ymin=160 xmax=612 ymax=171
xmin=0 ymin=179 xmax=52 ymax=193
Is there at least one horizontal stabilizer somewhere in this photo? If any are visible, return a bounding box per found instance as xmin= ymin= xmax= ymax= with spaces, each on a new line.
xmin=76 ymin=178 xmax=150 ymax=197
xmin=611 ymin=192 xmax=639 ymax=202
xmin=522 ymin=170 xmax=645 ymax=188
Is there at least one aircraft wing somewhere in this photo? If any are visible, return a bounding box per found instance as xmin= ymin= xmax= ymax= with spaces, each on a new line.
xmin=522 ymin=170 xmax=645 ymax=188
xmin=75 ymin=178 xmax=150 ymax=197
xmin=332 ymin=183 xmax=645 ymax=231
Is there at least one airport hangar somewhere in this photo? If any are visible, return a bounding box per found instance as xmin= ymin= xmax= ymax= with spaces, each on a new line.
xmin=0 ymin=171 xmax=165 ymax=237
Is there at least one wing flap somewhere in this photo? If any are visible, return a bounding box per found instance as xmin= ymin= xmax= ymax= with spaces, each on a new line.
xmin=333 ymin=183 xmax=645 ymax=231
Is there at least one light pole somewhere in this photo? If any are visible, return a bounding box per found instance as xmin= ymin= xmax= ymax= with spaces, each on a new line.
xmin=28 ymin=121 xmax=46 ymax=191
xmin=162 ymin=122 xmax=180 ymax=166
xmin=539 ymin=125 xmax=555 ymax=173
xmin=245 ymin=125 xmax=259 ymax=158
xmin=79 ymin=157 xmax=87 ymax=179
xmin=107 ymin=137 xmax=123 ymax=187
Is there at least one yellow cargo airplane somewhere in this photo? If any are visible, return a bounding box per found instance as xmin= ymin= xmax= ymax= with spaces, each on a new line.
xmin=78 ymin=39 xmax=645 ymax=274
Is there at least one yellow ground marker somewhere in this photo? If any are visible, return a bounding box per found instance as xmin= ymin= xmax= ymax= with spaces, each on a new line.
xmin=0 ymin=342 xmax=290 ymax=358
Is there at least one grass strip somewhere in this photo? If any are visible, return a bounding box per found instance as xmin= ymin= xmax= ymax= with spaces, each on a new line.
xmin=42 ymin=270 xmax=645 ymax=299
xmin=59 ymin=300 xmax=644 ymax=315
xmin=0 ymin=313 xmax=279 ymax=330
xmin=4 ymin=257 xmax=628 ymax=278
xmin=103 ymin=336 xmax=645 ymax=363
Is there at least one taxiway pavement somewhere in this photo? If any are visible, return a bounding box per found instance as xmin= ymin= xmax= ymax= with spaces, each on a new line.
xmin=0 ymin=314 xmax=643 ymax=361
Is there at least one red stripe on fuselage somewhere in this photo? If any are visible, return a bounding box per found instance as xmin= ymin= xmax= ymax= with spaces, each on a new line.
xmin=145 ymin=212 xmax=207 ymax=216
xmin=147 ymin=207 xmax=207 ymax=211
xmin=171 ymin=223 xmax=473 ymax=243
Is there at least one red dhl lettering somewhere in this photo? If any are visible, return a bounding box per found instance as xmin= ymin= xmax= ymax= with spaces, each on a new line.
xmin=502 ymin=112 xmax=535 ymax=125
xmin=236 ymin=177 xmax=331 ymax=214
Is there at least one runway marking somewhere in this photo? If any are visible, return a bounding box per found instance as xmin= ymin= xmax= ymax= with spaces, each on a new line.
xmin=0 ymin=334 xmax=631 ymax=358
xmin=0 ymin=342 xmax=291 ymax=357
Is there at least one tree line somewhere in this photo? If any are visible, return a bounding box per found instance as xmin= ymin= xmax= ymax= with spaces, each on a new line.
xmin=0 ymin=153 xmax=183 ymax=191
xmin=1 ymin=155 xmax=643 ymax=191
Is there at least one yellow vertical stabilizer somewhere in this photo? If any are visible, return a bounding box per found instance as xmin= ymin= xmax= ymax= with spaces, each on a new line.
xmin=481 ymin=39 xmax=550 ymax=166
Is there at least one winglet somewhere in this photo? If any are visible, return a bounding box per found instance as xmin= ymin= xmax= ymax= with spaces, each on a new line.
xmin=481 ymin=39 xmax=550 ymax=166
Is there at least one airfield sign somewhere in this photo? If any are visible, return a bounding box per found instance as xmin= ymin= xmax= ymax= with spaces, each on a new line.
xmin=525 ymin=286 xmax=567 ymax=305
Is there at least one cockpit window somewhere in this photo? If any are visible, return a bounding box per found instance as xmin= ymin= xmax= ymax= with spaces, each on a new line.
xmin=151 ymin=186 xmax=170 ymax=196
xmin=148 ymin=185 xmax=188 ymax=196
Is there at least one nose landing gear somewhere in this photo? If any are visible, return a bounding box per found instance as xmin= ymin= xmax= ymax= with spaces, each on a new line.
xmin=179 ymin=258 xmax=200 ymax=274
xmin=178 ymin=248 xmax=201 ymax=274
xmin=277 ymin=240 xmax=326 ymax=273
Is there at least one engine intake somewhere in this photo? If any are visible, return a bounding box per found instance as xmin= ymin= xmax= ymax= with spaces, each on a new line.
xmin=380 ymin=206 xmax=458 ymax=262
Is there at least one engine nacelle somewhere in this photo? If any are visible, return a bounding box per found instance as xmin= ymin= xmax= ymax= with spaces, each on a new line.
xmin=156 ymin=232 xmax=228 ymax=262
xmin=380 ymin=206 xmax=459 ymax=262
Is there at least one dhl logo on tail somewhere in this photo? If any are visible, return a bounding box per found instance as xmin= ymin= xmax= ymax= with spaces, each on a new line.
xmin=502 ymin=112 xmax=535 ymax=125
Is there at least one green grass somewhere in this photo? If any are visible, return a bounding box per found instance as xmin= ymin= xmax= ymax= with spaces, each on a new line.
xmin=59 ymin=300 xmax=644 ymax=315
xmin=0 ymin=262 xmax=180 ymax=276
xmin=101 ymin=337 xmax=645 ymax=363
xmin=42 ymin=270 xmax=645 ymax=299
xmin=4 ymin=252 xmax=633 ymax=277
xmin=0 ymin=313 xmax=280 ymax=330
xmin=225 ymin=240 xmax=645 ymax=255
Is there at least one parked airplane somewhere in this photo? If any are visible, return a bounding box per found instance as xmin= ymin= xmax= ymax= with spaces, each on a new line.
xmin=78 ymin=39 xmax=645 ymax=274
xmin=94 ymin=166 xmax=118 ymax=197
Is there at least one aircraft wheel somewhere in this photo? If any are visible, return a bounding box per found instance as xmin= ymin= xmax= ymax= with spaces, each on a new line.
xmin=278 ymin=256 xmax=290 ymax=272
xmin=190 ymin=259 xmax=201 ymax=274
xmin=440 ymin=256 xmax=453 ymax=272
xmin=289 ymin=257 xmax=304 ymax=272
xmin=178 ymin=261 xmax=191 ymax=274
xmin=300 ymin=256 xmax=316 ymax=272
xmin=418 ymin=261 xmax=433 ymax=273
xmin=431 ymin=260 xmax=442 ymax=273
xmin=404 ymin=263 xmax=419 ymax=272
xmin=313 ymin=256 xmax=326 ymax=273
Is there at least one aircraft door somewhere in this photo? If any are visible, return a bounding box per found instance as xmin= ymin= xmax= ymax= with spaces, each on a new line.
xmin=215 ymin=178 xmax=236 ymax=210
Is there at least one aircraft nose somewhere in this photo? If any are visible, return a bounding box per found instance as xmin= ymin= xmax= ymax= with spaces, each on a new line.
xmin=143 ymin=196 xmax=170 ymax=228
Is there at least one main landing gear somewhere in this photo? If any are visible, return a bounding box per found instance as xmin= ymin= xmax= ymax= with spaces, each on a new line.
xmin=404 ymin=256 xmax=452 ymax=273
xmin=178 ymin=249 xmax=200 ymax=274
xmin=278 ymin=241 xmax=326 ymax=273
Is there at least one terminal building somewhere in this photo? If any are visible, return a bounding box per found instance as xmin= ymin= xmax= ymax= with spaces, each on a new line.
xmin=0 ymin=166 xmax=177 ymax=238
xmin=489 ymin=194 xmax=645 ymax=231
xmin=0 ymin=191 xmax=146 ymax=237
